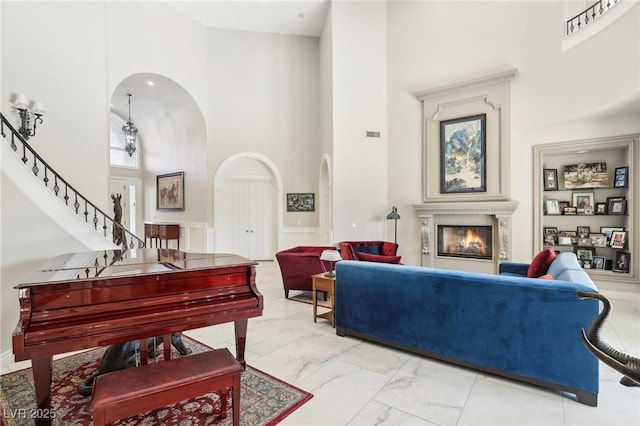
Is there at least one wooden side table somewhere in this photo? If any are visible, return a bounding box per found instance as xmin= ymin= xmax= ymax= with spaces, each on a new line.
xmin=312 ymin=272 xmax=335 ymax=328
xmin=144 ymin=223 xmax=180 ymax=250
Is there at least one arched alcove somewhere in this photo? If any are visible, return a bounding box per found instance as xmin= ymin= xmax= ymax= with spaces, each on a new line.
xmin=319 ymin=154 xmax=333 ymax=245
xmin=212 ymin=152 xmax=284 ymax=260
xmin=110 ymin=73 xmax=208 ymax=232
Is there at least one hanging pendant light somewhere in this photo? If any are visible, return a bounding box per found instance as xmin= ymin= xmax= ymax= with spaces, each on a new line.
xmin=122 ymin=93 xmax=138 ymax=157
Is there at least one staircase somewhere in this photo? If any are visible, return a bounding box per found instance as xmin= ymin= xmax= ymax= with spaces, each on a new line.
xmin=0 ymin=112 xmax=145 ymax=250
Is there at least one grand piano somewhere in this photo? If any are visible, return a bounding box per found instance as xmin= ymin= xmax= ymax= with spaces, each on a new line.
xmin=12 ymin=248 xmax=263 ymax=425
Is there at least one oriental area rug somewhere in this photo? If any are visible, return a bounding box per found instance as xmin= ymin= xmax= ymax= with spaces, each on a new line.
xmin=0 ymin=337 xmax=312 ymax=426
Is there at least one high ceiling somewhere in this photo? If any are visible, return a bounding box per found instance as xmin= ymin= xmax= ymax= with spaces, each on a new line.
xmin=166 ymin=0 xmax=330 ymax=37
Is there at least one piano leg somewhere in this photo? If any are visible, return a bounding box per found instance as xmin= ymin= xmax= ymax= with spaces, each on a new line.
xmin=234 ymin=319 xmax=247 ymax=369
xmin=31 ymin=356 xmax=53 ymax=426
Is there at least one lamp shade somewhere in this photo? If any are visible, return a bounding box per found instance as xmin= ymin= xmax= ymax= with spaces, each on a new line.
xmin=386 ymin=206 xmax=400 ymax=220
xmin=320 ymin=250 xmax=342 ymax=262
xmin=31 ymin=100 xmax=45 ymax=114
xmin=13 ymin=94 xmax=28 ymax=109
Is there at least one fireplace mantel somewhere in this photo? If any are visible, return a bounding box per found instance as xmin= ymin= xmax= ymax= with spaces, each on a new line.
xmin=413 ymin=200 xmax=519 ymax=273
xmin=412 ymin=200 xmax=518 ymax=216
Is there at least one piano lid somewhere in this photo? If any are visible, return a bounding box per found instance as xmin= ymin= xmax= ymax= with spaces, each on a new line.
xmin=15 ymin=249 xmax=256 ymax=288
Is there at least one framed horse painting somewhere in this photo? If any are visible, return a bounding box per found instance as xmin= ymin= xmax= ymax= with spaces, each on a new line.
xmin=157 ymin=172 xmax=185 ymax=211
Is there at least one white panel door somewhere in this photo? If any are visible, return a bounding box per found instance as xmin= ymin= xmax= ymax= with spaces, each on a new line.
xmin=219 ymin=179 xmax=275 ymax=260
xmin=248 ymin=180 xmax=276 ymax=260
xmin=228 ymin=180 xmax=251 ymax=258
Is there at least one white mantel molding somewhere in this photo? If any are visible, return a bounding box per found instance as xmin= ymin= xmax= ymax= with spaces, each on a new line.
xmin=412 ymin=200 xmax=519 ymax=216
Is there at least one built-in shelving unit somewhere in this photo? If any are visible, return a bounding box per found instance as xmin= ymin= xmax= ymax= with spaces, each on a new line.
xmin=533 ymin=134 xmax=639 ymax=288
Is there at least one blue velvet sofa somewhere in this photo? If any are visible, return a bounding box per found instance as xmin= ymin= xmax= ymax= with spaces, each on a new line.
xmin=335 ymin=252 xmax=600 ymax=406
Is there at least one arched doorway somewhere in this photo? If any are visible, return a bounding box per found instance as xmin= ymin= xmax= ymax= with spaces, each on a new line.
xmin=213 ymin=153 xmax=283 ymax=260
xmin=319 ymin=154 xmax=333 ymax=245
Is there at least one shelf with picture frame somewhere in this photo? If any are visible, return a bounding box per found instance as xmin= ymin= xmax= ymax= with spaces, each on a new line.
xmin=533 ymin=134 xmax=639 ymax=287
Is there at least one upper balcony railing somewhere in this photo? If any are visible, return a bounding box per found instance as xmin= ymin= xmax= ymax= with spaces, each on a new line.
xmin=1 ymin=112 xmax=145 ymax=250
xmin=566 ymin=0 xmax=619 ymax=36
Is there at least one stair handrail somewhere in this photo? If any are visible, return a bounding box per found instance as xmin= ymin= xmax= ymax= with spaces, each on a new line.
xmin=566 ymin=0 xmax=619 ymax=35
xmin=0 ymin=112 xmax=145 ymax=250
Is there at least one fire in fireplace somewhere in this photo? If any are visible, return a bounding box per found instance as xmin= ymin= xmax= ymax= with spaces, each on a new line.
xmin=437 ymin=225 xmax=493 ymax=260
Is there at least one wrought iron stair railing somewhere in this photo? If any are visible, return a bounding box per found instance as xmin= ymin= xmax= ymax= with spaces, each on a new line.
xmin=566 ymin=0 xmax=619 ymax=35
xmin=1 ymin=113 xmax=145 ymax=250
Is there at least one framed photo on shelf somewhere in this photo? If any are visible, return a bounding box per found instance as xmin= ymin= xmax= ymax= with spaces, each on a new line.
xmin=577 ymin=237 xmax=591 ymax=246
xmin=543 ymin=169 xmax=558 ymax=191
xmin=574 ymin=246 xmax=595 ymax=267
xmin=590 ymin=233 xmax=607 ymax=247
xmin=572 ymin=191 xmax=595 ymax=215
xmin=576 ymin=226 xmax=590 ymax=238
xmin=558 ymin=201 xmax=570 ymax=213
xmin=545 ymin=199 xmax=561 ymax=215
xmin=156 ymin=171 xmax=185 ymax=211
xmin=595 ymin=203 xmax=607 ymax=215
xmin=545 ymin=200 xmax=560 ymax=215
xmin=440 ymin=114 xmax=486 ymax=194
xmin=563 ymin=162 xmax=608 ymax=189
xmin=614 ymin=166 xmax=629 ymax=188
xmin=612 ymin=251 xmax=630 ymax=273
xmin=558 ymin=236 xmax=573 ymax=246
xmin=600 ymin=227 xmax=624 ymax=244
xmin=608 ymin=199 xmax=627 ymax=215
xmin=591 ymin=256 xmax=606 ymax=270
xmin=610 ymin=231 xmax=627 ymax=249
xmin=543 ymin=227 xmax=558 ymax=245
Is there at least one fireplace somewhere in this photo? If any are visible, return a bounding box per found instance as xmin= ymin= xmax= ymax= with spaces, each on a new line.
xmin=437 ymin=225 xmax=493 ymax=260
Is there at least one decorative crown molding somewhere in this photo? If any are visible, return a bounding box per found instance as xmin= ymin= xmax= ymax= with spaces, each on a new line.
xmin=414 ymin=68 xmax=519 ymax=101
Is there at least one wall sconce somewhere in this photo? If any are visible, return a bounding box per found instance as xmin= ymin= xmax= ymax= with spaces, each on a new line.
xmin=122 ymin=93 xmax=138 ymax=157
xmin=13 ymin=94 xmax=45 ymax=140
xmin=320 ymin=250 xmax=342 ymax=277
xmin=386 ymin=206 xmax=401 ymax=243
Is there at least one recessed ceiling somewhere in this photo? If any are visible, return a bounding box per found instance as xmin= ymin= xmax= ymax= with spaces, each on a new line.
xmin=166 ymin=0 xmax=330 ymax=37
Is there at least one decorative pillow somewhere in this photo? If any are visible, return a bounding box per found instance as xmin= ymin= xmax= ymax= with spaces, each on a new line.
xmin=538 ymin=274 xmax=555 ymax=280
xmin=357 ymin=252 xmax=402 ymax=264
xmin=527 ymin=248 xmax=557 ymax=278
xmin=354 ymin=246 xmax=380 ymax=255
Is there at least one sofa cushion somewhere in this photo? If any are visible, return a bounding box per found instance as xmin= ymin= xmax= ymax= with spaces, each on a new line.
xmin=527 ymin=248 xmax=556 ymax=278
xmin=556 ymin=269 xmax=597 ymax=291
xmin=354 ymin=246 xmax=380 ymax=255
xmin=357 ymin=252 xmax=402 ymax=264
xmin=546 ymin=251 xmax=583 ymax=278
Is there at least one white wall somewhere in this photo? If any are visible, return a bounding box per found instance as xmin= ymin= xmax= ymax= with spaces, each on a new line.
xmin=387 ymin=0 xmax=640 ymax=265
xmin=206 ymin=28 xmax=322 ymax=228
xmin=1 ymin=1 xmax=109 ymax=210
xmin=330 ymin=1 xmax=389 ymax=242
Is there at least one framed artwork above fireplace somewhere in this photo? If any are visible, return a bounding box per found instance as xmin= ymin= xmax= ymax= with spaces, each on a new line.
xmin=440 ymin=114 xmax=486 ymax=194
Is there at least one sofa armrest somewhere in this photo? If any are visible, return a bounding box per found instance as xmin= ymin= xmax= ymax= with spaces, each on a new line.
xmin=499 ymin=262 xmax=530 ymax=276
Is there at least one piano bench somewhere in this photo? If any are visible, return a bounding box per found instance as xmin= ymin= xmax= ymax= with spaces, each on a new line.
xmin=90 ymin=348 xmax=242 ymax=426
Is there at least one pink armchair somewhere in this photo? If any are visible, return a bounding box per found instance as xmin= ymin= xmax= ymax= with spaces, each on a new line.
xmin=338 ymin=241 xmax=401 ymax=264
xmin=276 ymin=246 xmax=336 ymax=298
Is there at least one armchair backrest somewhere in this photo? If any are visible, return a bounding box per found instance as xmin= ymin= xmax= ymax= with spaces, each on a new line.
xmin=338 ymin=241 xmax=399 ymax=260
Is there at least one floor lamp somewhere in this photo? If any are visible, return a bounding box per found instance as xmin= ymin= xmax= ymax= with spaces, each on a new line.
xmin=386 ymin=206 xmax=401 ymax=243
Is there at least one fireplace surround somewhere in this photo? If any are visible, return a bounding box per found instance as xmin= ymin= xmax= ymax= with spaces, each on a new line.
xmin=413 ymin=200 xmax=518 ymax=273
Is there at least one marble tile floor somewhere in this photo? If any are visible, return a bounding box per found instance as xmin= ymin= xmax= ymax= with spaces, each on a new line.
xmin=2 ymin=261 xmax=639 ymax=425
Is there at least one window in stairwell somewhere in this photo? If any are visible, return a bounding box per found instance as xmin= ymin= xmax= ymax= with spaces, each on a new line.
xmin=109 ymin=112 xmax=139 ymax=168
